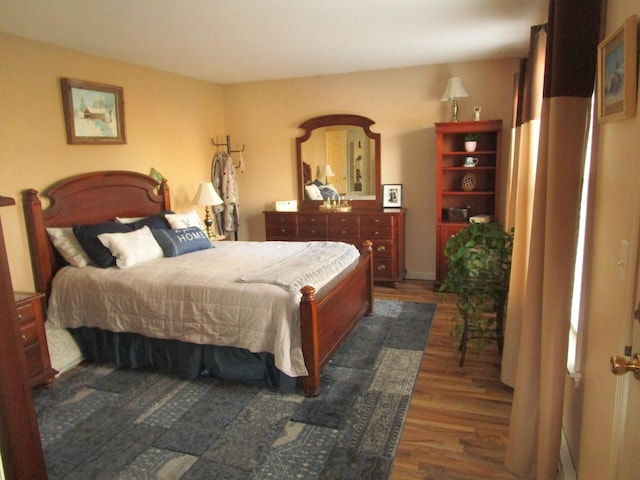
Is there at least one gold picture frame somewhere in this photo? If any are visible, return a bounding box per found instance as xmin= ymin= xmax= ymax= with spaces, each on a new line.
xmin=60 ymin=78 xmax=126 ymax=144
xmin=597 ymin=15 xmax=637 ymax=122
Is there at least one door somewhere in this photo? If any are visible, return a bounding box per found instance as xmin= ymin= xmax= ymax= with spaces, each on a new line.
xmin=612 ymin=269 xmax=640 ymax=478
xmin=325 ymin=130 xmax=347 ymax=195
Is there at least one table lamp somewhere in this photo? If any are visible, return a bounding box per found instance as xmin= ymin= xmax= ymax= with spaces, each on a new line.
xmin=441 ymin=77 xmax=469 ymax=122
xmin=192 ymin=182 xmax=223 ymax=238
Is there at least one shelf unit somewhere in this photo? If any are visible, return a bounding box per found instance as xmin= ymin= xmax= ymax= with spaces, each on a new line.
xmin=434 ymin=119 xmax=502 ymax=285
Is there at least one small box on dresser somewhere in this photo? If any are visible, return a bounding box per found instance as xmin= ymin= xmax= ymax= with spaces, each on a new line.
xmin=14 ymin=292 xmax=57 ymax=388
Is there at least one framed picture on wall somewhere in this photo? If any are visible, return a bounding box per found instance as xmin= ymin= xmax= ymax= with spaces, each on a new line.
xmin=597 ymin=15 xmax=637 ymax=122
xmin=60 ymin=78 xmax=126 ymax=144
xmin=382 ymin=184 xmax=403 ymax=208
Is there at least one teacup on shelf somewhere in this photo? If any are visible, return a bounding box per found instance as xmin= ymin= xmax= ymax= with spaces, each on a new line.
xmin=463 ymin=156 xmax=478 ymax=167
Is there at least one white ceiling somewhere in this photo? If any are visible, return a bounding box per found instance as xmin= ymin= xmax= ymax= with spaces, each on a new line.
xmin=0 ymin=0 xmax=548 ymax=85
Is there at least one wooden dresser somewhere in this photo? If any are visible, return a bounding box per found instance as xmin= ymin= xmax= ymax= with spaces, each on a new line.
xmin=264 ymin=208 xmax=406 ymax=286
xmin=14 ymin=291 xmax=57 ymax=388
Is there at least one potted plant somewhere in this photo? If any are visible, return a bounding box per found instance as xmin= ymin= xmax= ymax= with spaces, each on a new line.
xmin=440 ymin=221 xmax=514 ymax=366
xmin=464 ymin=133 xmax=477 ymax=152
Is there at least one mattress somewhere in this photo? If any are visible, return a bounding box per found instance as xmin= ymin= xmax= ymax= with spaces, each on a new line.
xmin=47 ymin=241 xmax=360 ymax=377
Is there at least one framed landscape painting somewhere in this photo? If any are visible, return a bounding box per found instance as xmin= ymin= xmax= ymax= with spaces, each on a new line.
xmin=597 ymin=15 xmax=637 ymax=122
xmin=60 ymin=78 xmax=126 ymax=144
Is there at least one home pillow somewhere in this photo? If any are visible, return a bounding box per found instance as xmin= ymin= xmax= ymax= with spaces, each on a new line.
xmin=46 ymin=227 xmax=93 ymax=268
xmin=97 ymin=226 xmax=164 ymax=268
xmin=73 ymin=222 xmax=134 ymax=268
xmin=165 ymin=210 xmax=206 ymax=231
xmin=152 ymin=227 xmax=213 ymax=257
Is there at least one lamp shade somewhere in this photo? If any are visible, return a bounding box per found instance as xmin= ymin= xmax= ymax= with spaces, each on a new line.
xmin=324 ymin=164 xmax=336 ymax=178
xmin=192 ymin=182 xmax=223 ymax=206
xmin=441 ymin=77 xmax=469 ymax=100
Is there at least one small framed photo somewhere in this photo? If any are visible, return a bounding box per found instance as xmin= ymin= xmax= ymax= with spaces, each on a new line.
xmin=60 ymin=78 xmax=126 ymax=144
xmin=597 ymin=15 xmax=637 ymax=122
xmin=382 ymin=184 xmax=403 ymax=208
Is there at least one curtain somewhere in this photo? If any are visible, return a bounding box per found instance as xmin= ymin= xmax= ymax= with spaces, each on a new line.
xmin=501 ymin=1 xmax=602 ymax=478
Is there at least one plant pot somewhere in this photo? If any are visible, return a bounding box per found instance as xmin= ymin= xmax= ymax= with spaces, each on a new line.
xmin=464 ymin=141 xmax=477 ymax=152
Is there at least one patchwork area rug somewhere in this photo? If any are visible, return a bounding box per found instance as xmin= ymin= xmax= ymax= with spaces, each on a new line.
xmin=34 ymin=300 xmax=435 ymax=480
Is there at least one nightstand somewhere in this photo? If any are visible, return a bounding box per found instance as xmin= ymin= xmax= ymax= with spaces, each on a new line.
xmin=14 ymin=292 xmax=57 ymax=388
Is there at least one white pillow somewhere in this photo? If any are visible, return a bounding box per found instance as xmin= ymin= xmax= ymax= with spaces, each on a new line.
xmin=164 ymin=210 xmax=206 ymax=231
xmin=114 ymin=216 xmax=145 ymax=224
xmin=304 ymin=184 xmax=323 ymax=200
xmin=97 ymin=226 xmax=163 ymax=268
xmin=46 ymin=227 xmax=92 ymax=268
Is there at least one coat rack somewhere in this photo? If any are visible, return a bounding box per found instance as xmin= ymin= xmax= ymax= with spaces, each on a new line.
xmin=211 ymin=135 xmax=245 ymax=169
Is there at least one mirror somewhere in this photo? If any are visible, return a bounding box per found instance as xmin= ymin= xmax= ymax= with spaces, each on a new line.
xmin=296 ymin=114 xmax=381 ymax=207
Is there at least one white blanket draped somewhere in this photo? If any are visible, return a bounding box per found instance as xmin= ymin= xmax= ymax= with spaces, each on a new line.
xmin=47 ymin=241 xmax=360 ymax=377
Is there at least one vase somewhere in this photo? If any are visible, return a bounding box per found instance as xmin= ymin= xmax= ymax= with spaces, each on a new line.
xmin=464 ymin=141 xmax=477 ymax=152
xmin=462 ymin=172 xmax=477 ymax=192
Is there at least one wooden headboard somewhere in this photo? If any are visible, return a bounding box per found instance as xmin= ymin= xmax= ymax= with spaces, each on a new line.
xmin=22 ymin=171 xmax=171 ymax=296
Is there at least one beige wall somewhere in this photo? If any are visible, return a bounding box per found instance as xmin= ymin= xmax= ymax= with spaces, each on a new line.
xmin=224 ymin=60 xmax=518 ymax=279
xmin=1 ymin=32 xmax=518 ymax=291
xmin=566 ymin=1 xmax=640 ymax=477
xmin=1 ymin=33 xmax=226 ymax=291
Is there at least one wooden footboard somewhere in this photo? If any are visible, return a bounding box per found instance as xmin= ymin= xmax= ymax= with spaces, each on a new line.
xmin=299 ymin=240 xmax=373 ymax=397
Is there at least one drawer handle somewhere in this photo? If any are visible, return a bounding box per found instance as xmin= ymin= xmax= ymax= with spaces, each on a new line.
xmin=376 ymin=264 xmax=387 ymax=271
xmin=373 ymin=231 xmax=380 ymax=236
xmin=310 ymin=229 xmax=316 ymax=234
xmin=340 ymin=218 xmax=347 ymax=223
xmin=372 ymin=218 xmax=380 ymax=224
xmin=377 ymin=245 xmax=386 ymax=252
xmin=17 ymin=313 xmax=23 ymax=321
xmin=21 ymin=333 xmax=28 ymax=342
xmin=309 ymin=218 xmax=316 ymax=223
xmin=279 ymin=228 xmax=287 ymax=234
xmin=340 ymin=230 xmax=347 ymax=235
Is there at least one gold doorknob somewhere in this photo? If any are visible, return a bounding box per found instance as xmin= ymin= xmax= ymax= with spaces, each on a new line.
xmin=610 ymin=353 xmax=640 ymax=379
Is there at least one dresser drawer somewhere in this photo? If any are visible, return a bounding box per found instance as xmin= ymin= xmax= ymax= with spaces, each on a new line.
xmin=328 ymin=215 xmax=360 ymax=228
xmin=298 ymin=215 xmax=327 ymax=239
xmin=15 ymin=301 xmax=36 ymax=326
xmin=370 ymin=239 xmax=394 ymax=258
xmin=299 ymin=225 xmax=327 ymax=239
xmin=373 ymin=258 xmax=395 ymax=278
xmin=329 ymin=225 xmax=360 ymax=238
xmin=361 ymin=215 xmax=394 ymax=228
xmin=24 ymin=342 xmax=46 ymax=381
xmin=361 ymin=226 xmax=393 ymax=239
xmin=266 ymin=213 xmax=298 ymax=226
xmin=20 ymin=321 xmax=40 ymax=347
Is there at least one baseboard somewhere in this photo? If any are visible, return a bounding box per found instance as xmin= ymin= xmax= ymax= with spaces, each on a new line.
xmin=557 ymin=429 xmax=577 ymax=480
xmin=405 ymin=271 xmax=435 ymax=281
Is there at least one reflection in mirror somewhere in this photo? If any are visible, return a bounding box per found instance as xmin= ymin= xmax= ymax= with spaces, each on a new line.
xmin=296 ymin=114 xmax=381 ymax=207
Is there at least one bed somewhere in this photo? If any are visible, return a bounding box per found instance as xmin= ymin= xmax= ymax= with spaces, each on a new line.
xmin=22 ymin=170 xmax=373 ymax=397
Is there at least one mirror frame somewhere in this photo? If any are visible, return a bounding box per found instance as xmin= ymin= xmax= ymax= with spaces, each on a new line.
xmin=296 ymin=114 xmax=381 ymax=208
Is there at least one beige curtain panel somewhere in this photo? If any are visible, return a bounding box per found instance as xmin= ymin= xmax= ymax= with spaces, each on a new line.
xmin=501 ymin=0 xmax=602 ymax=478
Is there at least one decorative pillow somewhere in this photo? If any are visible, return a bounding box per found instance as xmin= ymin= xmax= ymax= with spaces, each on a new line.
xmin=97 ymin=226 xmax=164 ymax=268
xmin=304 ymin=183 xmax=323 ymax=200
xmin=319 ymin=184 xmax=340 ymax=200
xmin=114 ymin=216 xmax=145 ymax=224
xmin=73 ymin=222 xmax=134 ymax=268
xmin=151 ymin=226 xmax=213 ymax=257
xmin=115 ymin=211 xmax=173 ymax=229
xmin=46 ymin=227 xmax=93 ymax=267
xmin=164 ymin=210 xmax=206 ymax=231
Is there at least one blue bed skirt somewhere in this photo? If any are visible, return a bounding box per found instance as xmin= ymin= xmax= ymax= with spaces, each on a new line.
xmin=68 ymin=327 xmax=297 ymax=394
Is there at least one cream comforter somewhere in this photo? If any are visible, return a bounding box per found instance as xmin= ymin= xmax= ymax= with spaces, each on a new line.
xmin=47 ymin=241 xmax=360 ymax=377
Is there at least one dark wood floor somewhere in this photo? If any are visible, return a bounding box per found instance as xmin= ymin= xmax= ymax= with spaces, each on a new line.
xmin=375 ymin=280 xmax=518 ymax=480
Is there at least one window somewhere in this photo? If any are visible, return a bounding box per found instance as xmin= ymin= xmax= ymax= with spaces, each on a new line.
xmin=567 ymin=94 xmax=595 ymax=384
